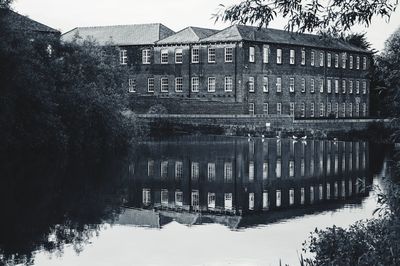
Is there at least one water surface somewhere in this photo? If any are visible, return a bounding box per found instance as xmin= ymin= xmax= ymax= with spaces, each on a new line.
xmin=0 ymin=136 xmax=391 ymax=266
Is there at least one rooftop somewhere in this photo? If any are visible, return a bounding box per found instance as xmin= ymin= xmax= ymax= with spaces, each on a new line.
xmin=0 ymin=9 xmax=59 ymax=34
xmin=61 ymin=23 xmax=175 ymax=46
xmin=157 ymin=26 xmax=219 ymax=44
xmin=201 ymin=25 xmax=370 ymax=53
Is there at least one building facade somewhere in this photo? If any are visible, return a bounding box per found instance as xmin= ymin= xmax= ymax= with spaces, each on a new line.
xmin=62 ymin=24 xmax=371 ymax=119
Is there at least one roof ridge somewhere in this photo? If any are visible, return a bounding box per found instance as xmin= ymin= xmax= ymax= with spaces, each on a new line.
xmin=70 ymin=23 xmax=164 ymax=30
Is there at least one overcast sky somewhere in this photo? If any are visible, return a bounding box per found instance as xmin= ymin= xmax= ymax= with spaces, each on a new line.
xmin=12 ymin=0 xmax=400 ymax=52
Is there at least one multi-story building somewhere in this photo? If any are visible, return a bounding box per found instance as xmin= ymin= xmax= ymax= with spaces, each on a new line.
xmin=62 ymin=23 xmax=371 ymax=119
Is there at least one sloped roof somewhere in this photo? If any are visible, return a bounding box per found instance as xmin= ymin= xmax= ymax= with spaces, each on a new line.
xmin=61 ymin=23 xmax=175 ymax=46
xmin=157 ymin=26 xmax=218 ymax=44
xmin=202 ymin=25 xmax=370 ymax=53
xmin=0 ymin=9 xmax=59 ymax=34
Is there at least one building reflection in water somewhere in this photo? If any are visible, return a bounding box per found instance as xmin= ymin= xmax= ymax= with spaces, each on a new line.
xmin=121 ymin=136 xmax=370 ymax=229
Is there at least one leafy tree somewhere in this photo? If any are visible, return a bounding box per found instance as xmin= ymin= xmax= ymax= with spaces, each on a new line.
xmin=215 ymin=0 xmax=399 ymax=33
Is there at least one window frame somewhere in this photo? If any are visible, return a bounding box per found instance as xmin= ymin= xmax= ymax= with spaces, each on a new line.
xmin=161 ymin=49 xmax=169 ymax=64
xmin=225 ymin=47 xmax=233 ymax=62
xmin=208 ymin=47 xmax=216 ymax=63
xmin=208 ymin=77 xmax=216 ymax=92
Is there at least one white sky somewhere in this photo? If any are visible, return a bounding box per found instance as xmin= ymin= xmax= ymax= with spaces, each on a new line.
xmin=12 ymin=0 xmax=400 ymax=52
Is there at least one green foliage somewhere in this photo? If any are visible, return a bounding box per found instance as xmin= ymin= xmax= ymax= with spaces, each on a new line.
xmin=373 ymin=27 xmax=400 ymax=118
xmin=0 ymin=7 xmax=145 ymax=155
xmin=303 ymin=173 xmax=400 ymax=265
xmin=215 ymin=0 xmax=399 ymax=34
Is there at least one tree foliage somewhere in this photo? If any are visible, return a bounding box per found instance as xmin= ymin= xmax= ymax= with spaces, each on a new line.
xmin=215 ymin=0 xmax=399 ymax=33
xmin=0 ymin=5 xmax=146 ymax=155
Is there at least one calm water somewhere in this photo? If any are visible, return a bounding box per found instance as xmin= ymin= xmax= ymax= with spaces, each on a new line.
xmin=0 ymin=136 xmax=391 ymax=266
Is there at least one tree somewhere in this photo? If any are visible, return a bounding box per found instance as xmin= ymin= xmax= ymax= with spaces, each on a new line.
xmin=374 ymin=27 xmax=400 ymax=117
xmin=215 ymin=0 xmax=399 ymax=33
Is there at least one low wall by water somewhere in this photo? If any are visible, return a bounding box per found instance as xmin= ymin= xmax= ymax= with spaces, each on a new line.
xmin=136 ymin=113 xmax=391 ymax=132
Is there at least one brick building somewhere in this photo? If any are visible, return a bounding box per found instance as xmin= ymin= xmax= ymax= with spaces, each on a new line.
xmin=62 ymin=23 xmax=371 ymax=119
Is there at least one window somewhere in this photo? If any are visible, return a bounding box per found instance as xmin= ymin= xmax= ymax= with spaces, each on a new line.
xmin=263 ymin=102 xmax=269 ymax=114
xmin=348 ymin=103 xmax=353 ymax=117
xmin=334 ymin=54 xmax=339 ymax=68
xmin=224 ymin=193 xmax=233 ymax=210
xmin=335 ymin=79 xmax=339 ymax=94
xmin=342 ymin=102 xmax=346 ymax=117
xmin=276 ymin=159 xmax=282 ymax=178
xmin=161 ymin=161 xmax=168 ymax=179
xmin=208 ymin=193 xmax=216 ymax=208
xmin=301 ymin=102 xmax=305 ymax=117
xmin=349 ymin=80 xmax=353 ymax=94
xmin=192 ymin=47 xmax=199 ymax=63
xmin=263 ymin=163 xmax=269 ymax=179
xmin=320 ymin=79 xmax=324 ymax=93
xmin=327 ymin=79 xmax=332 ymax=93
xmin=248 ymin=77 xmax=255 ymax=92
xmin=301 ymin=49 xmax=306 ymax=65
xmin=119 ymin=49 xmax=128 ymax=65
xmin=320 ymin=103 xmax=325 ymax=117
xmin=224 ymin=162 xmax=233 ymax=182
xmin=342 ymin=53 xmax=347 ymax=69
xmin=356 ymin=56 xmax=360 ymax=69
xmin=147 ymin=78 xmax=154 ymax=92
xmin=290 ymin=49 xmax=295 ymax=64
xmin=349 ymin=55 xmax=353 ymax=69
xmin=249 ymin=46 xmax=255 ymax=62
xmin=161 ymin=189 xmax=168 ymax=206
xmin=276 ymin=77 xmax=282 ymax=92
xmin=289 ymin=189 xmax=295 ymax=205
xmin=142 ymin=189 xmax=151 ymax=205
xmin=310 ymin=102 xmax=315 ymax=117
xmin=191 ymin=162 xmax=199 ymax=180
xmin=175 ymin=77 xmax=183 ymax=92
xmin=310 ymin=186 xmax=315 ymax=203
xmin=277 ymin=103 xmax=282 ymax=115
xmin=263 ymin=76 xmax=269 ymax=92
xmin=263 ymin=45 xmax=269 ymax=63
xmin=363 ymin=81 xmax=367 ymax=94
xmin=175 ymin=49 xmax=183 ymax=63
xmin=363 ymin=103 xmax=367 ymax=116
xmin=161 ymin=77 xmax=169 ymax=92
xmin=320 ymin=52 xmax=324 ymax=66
xmin=249 ymin=193 xmax=255 ymax=210
xmin=142 ymin=49 xmax=151 ymax=64
xmin=355 ymin=103 xmax=360 ymax=116
xmin=174 ymin=190 xmax=183 ymax=206
xmin=342 ymin=79 xmax=346 ymax=94
xmin=301 ymin=188 xmax=305 ymax=205
xmin=276 ymin=190 xmax=282 ymax=207
xmin=249 ymin=103 xmax=255 ymax=115
xmin=161 ymin=49 xmax=168 ymax=64
xmin=290 ymin=102 xmax=295 ymax=116
xmin=335 ymin=102 xmax=339 ymax=117
xmin=208 ymin=47 xmax=216 ymax=63
xmin=327 ymin=53 xmax=331 ymax=67
xmin=128 ymin=78 xmax=136 ymax=92
xmin=263 ymin=191 xmax=269 ymax=209
xmin=356 ymin=80 xmax=360 ymax=94
xmin=225 ymin=76 xmax=233 ymax=92
xmin=208 ymin=77 xmax=216 ymax=92
xmin=311 ymin=51 xmax=315 ymax=66
xmin=249 ymin=161 xmax=254 ymax=182
xmin=175 ymin=161 xmax=183 ymax=180
xmin=192 ymin=77 xmax=199 ymax=92
xmin=147 ymin=160 xmax=154 ymax=176
xmin=192 ymin=190 xmax=199 ymax=208
xmin=207 ymin=163 xmax=216 ymax=181
xmin=301 ymin=78 xmax=306 ymax=93
xmin=310 ymin=78 xmax=315 ymax=93
xmin=363 ymin=56 xmax=367 ymax=70
xmin=289 ymin=77 xmax=295 ymax=92
xmin=277 ymin=48 xmax=282 ymax=64
xmin=327 ymin=102 xmax=332 ymax=114
xmin=225 ymin=47 xmax=233 ymax=62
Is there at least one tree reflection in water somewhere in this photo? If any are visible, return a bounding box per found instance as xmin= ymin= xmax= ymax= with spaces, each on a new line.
xmin=0 ymin=153 xmax=130 ymax=265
